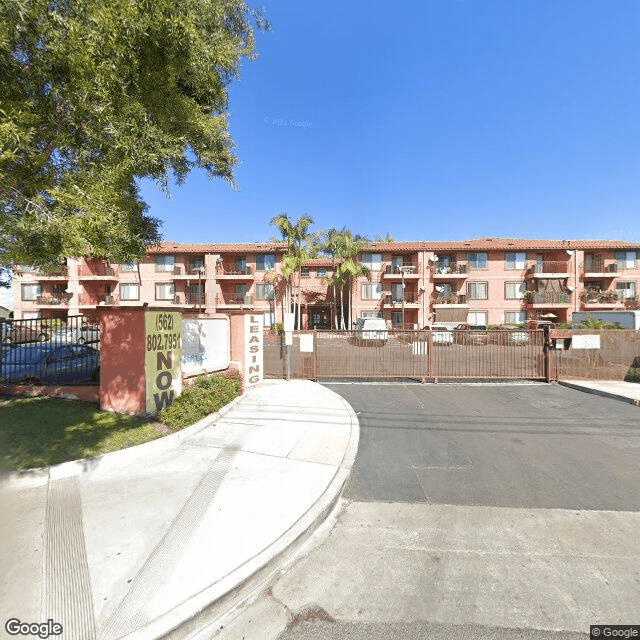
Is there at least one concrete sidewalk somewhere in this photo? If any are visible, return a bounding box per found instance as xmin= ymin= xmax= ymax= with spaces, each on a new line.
xmin=559 ymin=379 xmax=640 ymax=406
xmin=0 ymin=380 xmax=359 ymax=640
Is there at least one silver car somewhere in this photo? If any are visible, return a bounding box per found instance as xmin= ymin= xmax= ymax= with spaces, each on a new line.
xmin=50 ymin=324 xmax=100 ymax=345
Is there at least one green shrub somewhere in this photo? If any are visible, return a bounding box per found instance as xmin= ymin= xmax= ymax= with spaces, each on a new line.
xmin=271 ymin=322 xmax=284 ymax=333
xmin=158 ymin=369 xmax=243 ymax=430
xmin=624 ymin=368 xmax=640 ymax=383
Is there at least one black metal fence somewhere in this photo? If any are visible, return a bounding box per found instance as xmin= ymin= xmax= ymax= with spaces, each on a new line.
xmin=0 ymin=316 xmax=100 ymax=385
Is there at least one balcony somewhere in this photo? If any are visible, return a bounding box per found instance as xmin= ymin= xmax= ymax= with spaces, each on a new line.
xmin=78 ymin=264 xmax=118 ymax=279
xmin=579 ymin=289 xmax=622 ymax=308
xmin=171 ymin=293 xmax=207 ymax=306
xmin=582 ymin=259 xmax=618 ymax=278
xmin=34 ymin=294 xmax=72 ymax=306
xmin=432 ymin=293 xmax=468 ymax=307
xmin=383 ymin=292 xmax=419 ymax=307
xmin=78 ymin=294 xmax=118 ymax=306
xmin=526 ymin=261 xmax=570 ymax=278
xmin=430 ymin=263 xmax=468 ymax=279
xmin=524 ymin=291 xmax=572 ymax=306
xmin=382 ymin=263 xmax=421 ymax=279
xmin=216 ymin=265 xmax=255 ymax=279
xmin=172 ymin=265 xmax=207 ymax=278
xmin=215 ymin=294 xmax=254 ymax=309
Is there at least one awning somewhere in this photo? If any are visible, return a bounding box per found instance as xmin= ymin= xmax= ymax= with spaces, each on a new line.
xmin=435 ymin=308 xmax=468 ymax=323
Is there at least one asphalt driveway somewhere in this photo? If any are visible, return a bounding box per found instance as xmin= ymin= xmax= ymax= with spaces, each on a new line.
xmin=325 ymin=382 xmax=640 ymax=510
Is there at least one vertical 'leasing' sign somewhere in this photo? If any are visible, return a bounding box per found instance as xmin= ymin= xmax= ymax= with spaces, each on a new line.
xmin=145 ymin=311 xmax=182 ymax=413
xmin=244 ymin=314 xmax=264 ymax=388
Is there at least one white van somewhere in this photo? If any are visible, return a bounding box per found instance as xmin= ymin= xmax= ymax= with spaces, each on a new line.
xmin=354 ymin=317 xmax=388 ymax=345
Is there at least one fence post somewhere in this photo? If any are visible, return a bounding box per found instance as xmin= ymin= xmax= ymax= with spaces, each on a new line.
xmin=314 ymin=329 xmax=318 ymax=381
xmin=543 ymin=325 xmax=550 ymax=382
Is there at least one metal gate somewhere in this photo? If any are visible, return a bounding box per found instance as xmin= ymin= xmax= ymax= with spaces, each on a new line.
xmin=264 ymin=329 xmax=547 ymax=382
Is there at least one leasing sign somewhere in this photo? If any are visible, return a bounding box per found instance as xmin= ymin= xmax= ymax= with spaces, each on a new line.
xmin=145 ymin=311 xmax=182 ymax=413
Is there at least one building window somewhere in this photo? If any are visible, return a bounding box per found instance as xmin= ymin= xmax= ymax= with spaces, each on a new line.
xmin=362 ymin=283 xmax=382 ymax=300
xmin=615 ymin=251 xmax=637 ymax=270
xmin=21 ymin=283 xmax=42 ymax=301
xmin=467 ymin=282 xmax=488 ymax=300
xmin=391 ymin=311 xmax=404 ymax=325
xmin=616 ymin=281 xmax=636 ymax=299
xmin=255 ymin=283 xmax=275 ymax=300
xmin=155 ymin=255 xmax=175 ymax=272
xmin=504 ymin=311 xmax=527 ymax=325
xmin=317 ymin=267 xmax=328 ymax=277
xmin=361 ymin=311 xmax=383 ymax=318
xmin=467 ymin=311 xmax=487 ymax=325
xmin=468 ymin=252 xmax=488 ymax=269
xmin=256 ymin=254 xmax=275 ymax=271
xmin=505 ymin=252 xmax=526 ymax=269
xmin=301 ymin=267 xmax=310 ymax=277
xmin=120 ymin=283 xmax=140 ymax=301
xmin=155 ymin=283 xmax=176 ymax=300
xmin=391 ymin=283 xmax=404 ymax=302
xmin=120 ymin=262 xmax=137 ymax=272
xmin=263 ymin=311 xmax=276 ymax=326
xmin=504 ymin=281 xmax=526 ymax=299
xmin=361 ymin=253 xmax=382 ymax=271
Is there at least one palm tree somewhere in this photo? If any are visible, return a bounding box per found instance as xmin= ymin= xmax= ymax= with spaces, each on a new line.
xmin=270 ymin=213 xmax=315 ymax=328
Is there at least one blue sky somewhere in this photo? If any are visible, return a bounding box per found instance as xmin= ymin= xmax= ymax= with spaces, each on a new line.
xmin=139 ymin=0 xmax=640 ymax=244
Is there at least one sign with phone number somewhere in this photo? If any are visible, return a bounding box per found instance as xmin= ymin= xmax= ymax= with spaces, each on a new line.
xmin=145 ymin=311 xmax=182 ymax=414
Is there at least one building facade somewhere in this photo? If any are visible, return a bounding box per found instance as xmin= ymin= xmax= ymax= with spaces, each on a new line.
xmin=12 ymin=238 xmax=640 ymax=328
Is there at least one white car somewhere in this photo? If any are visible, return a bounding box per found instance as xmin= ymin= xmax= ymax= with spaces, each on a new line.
xmin=354 ymin=317 xmax=388 ymax=345
xmin=426 ymin=324 xmax=454 ymax=345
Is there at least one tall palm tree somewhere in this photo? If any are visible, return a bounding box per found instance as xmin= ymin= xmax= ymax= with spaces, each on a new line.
xmin=270 ymin=213 xmax=315 ymax=328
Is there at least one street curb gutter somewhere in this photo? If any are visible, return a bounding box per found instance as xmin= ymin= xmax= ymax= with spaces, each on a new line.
xmin=558 ymin=381 xmax=640 ymax=407
xmin=121 ymin=384 xmax=361 ymax=640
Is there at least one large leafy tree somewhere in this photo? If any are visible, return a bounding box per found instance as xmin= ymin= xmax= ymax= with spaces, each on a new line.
xmin=0 ymin=0 xmax=268 ymax=266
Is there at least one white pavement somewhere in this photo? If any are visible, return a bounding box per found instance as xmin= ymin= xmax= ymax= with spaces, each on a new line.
xmin=0 ymin=381 xmax=359 ymax=640
xmin=559 ymin=379 xmax=640 ymax=406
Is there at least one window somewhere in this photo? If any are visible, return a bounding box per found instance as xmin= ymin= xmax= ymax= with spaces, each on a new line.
xmin=616 ymin=282 xmax=636 ymax=299
xmin=468 ymin=252 xmax=488 ymax=269
xmin=391 ymin=312 xmax=404 ymax=325
xmin=361 ymin=311 xmax=383 ymax=318
xmin=467 ymin=282 xmax=488 ymax=300
xmin=391 ymin=256 xmax=404 ymax=271
xmin=235 ymin=284 xmax=248 ymax=299
xmin=263 ymin=311 xmax=276 ymax=326
xmin=361 ymin=253 xmax=382 ymax=271
xmin=362 ymin=283 xmax=382 ymax=300
xmin=155 ymin=283 xmax=175 ymax=300
xmin=155 ymin=255 xmax=174 ymax=272
xmin=255 ymin=283 xmax=275 ymax=300
xmin=467 ymin=311 xmax=487 ymax=325
xmin=615 ymin=251 xmax=637 ymax=270
xmin=504 ymin=311 xmax=527 ymax=325
xmin=301 ymin=267 xmax=310 ymax=277
xmin=505 ymin=281 xmax=526 ymax=299
xmin=391 ymin=283 xmax=404 ymax=302
xmin=120 ymin=283 xmax=140 ymax=301
xmin=256 ymin=254 xmax=275 ymax=271
xmin=120 ymin=262 xmax=137 ymax=272
xmin=505 ymin=252 xmax=526 ymax=269
xmin=317 ymin=267 xmax=328 ymax=277
xmin=21 ymin=284 xmax=42 ymax=301
xmin=235 ymin=257 xmax=247 ymax=272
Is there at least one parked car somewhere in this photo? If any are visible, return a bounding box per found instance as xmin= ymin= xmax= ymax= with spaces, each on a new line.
xmin=0 ymin=343 xmax=99 ymax=385
xmin=425 ymin=324 xmax=454 ymax=346
xmin=506 ymin=328 xmax=530 ymax=346
xmin=0 ymin=320 xmax=50 ymax=344
xmin=354 ymin=317 xmax=388 ymax=345
xmin=50 ymin=324 xmax=100 ymax=345
xmin=454 ymin=324 xmax=488 ymax=345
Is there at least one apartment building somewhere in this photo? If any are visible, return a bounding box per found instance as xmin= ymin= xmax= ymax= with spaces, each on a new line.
xmin=12 ymin=238 xmax=640 ymax=329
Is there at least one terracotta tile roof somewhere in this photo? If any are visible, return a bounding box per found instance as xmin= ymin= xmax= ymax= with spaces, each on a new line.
xmin=147 ymin=238 xmax=640 ymax=255
xmin=302 ymin=258 xmax=334 ymax=267
xmin=147 ymin=241 xmax=288 ymax=254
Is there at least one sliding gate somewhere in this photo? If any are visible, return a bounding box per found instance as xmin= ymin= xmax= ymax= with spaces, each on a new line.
xmin=264 ymin=329 xmax=547 ymax=381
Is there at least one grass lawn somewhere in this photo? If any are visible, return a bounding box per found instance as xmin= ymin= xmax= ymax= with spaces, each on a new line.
xmin=0 ymin=397 xmax=172 ymax=472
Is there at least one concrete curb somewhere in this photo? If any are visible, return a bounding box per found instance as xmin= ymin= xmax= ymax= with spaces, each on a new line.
xmin=1 ymin=393 xmax=246 ymax=490
xmin=558 ymin=381 xmax=640 ymax=407
xmin=119 ymin=382 xmax=361 ymax=640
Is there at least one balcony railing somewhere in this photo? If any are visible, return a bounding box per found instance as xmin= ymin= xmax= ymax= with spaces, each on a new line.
xmin=580 ymin=289 xmax=621 ymax=304
xmin=528 ymin=261 xmax=569 ymax=275
xmin=524 ymin=292 xmax=572 ymax=304
xmin=216 ymin=294 xmax=254 ymax=306
xmin=583 ymin=258 xmax=618 ymax=274
xmin=218 ymin=265 xmax=253 ymax=276
xmin=384 ymin=263 xmax=420 ymax=275
xmin=432 ymin=294 xmax=467 ymax=304
xmin=185 ymin=293 xmax=206 ymax=305
xmin=79 ymin=265 xmax=117 ymax=278
xmin=431 ymin=263 xmax=467 ymax=275
xmin=384 ymin=292 xmax=419 ymax=304
xmin=35 ymin=294 xmax=72 ymax=306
